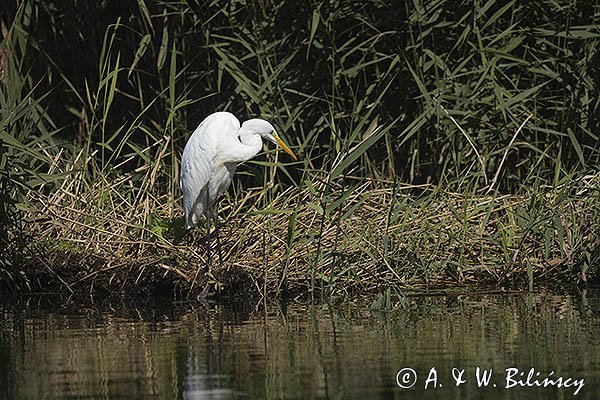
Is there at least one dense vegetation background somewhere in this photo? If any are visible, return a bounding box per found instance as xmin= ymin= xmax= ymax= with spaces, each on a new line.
xmin=1 ymin=1 xmax=599 ymax=296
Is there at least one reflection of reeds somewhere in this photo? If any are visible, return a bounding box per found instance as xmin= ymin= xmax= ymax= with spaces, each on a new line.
xmin=1 ymin=2 xmax=599 ymax=295
xmin=5 ymin=296 xmax=600 ymax=398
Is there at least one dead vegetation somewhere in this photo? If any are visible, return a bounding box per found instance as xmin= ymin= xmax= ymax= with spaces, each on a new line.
xmin=15 ymin=165 xmax=599 ymax=301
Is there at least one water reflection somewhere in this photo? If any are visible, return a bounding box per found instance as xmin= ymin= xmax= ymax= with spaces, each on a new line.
xmin=0 ymin=291 xmax=598 ymax=399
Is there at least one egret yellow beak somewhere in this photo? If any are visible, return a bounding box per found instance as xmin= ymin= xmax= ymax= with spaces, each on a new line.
xmin=274 ymin=132 xmax=298 ymax=160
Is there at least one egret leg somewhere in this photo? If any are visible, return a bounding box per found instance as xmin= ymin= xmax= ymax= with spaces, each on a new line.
xmin=205 ymin=189 xmax=212 ymax=269
xmin=214 ymin=209 xmax=223 ymax=267
xmin=195 ymin=191 xmax=212 ymax=301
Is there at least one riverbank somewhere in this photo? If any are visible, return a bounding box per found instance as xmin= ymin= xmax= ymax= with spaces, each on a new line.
xmin=4 ymin=173 xmax=598 ymax=303
xmin=2 ymin=2 xmax=600 ymax=304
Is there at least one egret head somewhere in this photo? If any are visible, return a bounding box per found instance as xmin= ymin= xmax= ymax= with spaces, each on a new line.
xmin=241 ymin=118 xmax=298 ymax=160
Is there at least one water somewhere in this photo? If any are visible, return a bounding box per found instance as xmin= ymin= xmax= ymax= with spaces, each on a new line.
xmin=0 ymin=291 xmax=598 ymax=399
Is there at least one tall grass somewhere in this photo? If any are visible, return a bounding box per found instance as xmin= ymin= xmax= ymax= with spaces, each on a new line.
xmin=1 ymin=1 xmax=599 ymax=297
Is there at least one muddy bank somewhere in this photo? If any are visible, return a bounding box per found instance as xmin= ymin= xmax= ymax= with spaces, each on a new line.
xmin=3 ymin=250 xmax=265 ymax=304
xmin=3 ymin=246 xmax=596 ymax=307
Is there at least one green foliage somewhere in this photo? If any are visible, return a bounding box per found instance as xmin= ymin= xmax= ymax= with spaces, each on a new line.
xmin=0 ymin=6 xmax=61 ymax=287
xmin=4 ymin=0 xmax=599 ymax=189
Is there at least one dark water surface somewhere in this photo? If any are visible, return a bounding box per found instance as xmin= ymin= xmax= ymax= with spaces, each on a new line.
xmin=0 ymin=291 xmax=598 ymax=399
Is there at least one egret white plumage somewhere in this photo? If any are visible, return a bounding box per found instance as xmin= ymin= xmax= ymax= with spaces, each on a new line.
xmin=180 ymin=111 xmax=297 ymax=264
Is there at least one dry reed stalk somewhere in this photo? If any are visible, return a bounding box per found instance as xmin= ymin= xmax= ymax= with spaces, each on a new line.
xmin=20 ymin=169 xmax=600 ymax=298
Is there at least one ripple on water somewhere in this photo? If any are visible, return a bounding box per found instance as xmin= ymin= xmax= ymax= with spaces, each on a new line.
xmin=0 ymin=291 xmax=598 ymax=399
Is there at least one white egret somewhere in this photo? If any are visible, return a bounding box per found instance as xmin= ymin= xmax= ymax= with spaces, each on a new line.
xmin=180 ymin=111 xmax=297 ymax=265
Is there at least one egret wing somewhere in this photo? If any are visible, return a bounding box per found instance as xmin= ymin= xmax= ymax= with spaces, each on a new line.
xmin=181 ymin=127 xmax=211 ymax=229
xmin=180 ymin=112 xmax=240 ymax=229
